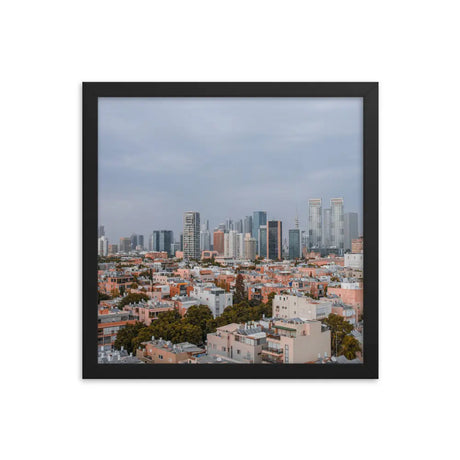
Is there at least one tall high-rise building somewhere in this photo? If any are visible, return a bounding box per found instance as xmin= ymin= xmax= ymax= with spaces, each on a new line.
xmin=236 ymin=233 xmax=244 ymax=259
xmin=330 ymin=198 xmax=344 ymax=250
xmin=201 ymin=219 xmax=209 ymax=232
xmin=200 ymin=219 xmax=211 ymax=251
xmin=119 ymin=237 xmax=131 ymax=253
xmin=234 ymin=219 xmax=243 ymax=233
xmin=171 ymin=241 xmax=181 ymax=257
xmin=308 ymin=199 xmax=322 ymax=248
xmin=225 ymin=218 xmax=233 ymax=232
xmin=243 ymin=215 xmax=253 ymax=236
xmin=258 ymin=225 xmax=267 ymax=259
xmin=267 ymin=220 xmax=282 ymax=260
xmin=301 ymin=230 xmax=308 ymax=256
xmin=213 ymin=230 xmax=225 ymax=255
xmin=98 ymin=236 xmax=108 ymax=256
xmin=183 ymin=211 xmax=200 ymax=260
xmin=138 ymin=235 xmax=144 ymax=250
xmin=288 ymin=229 xmax=301 ymax=259
xmin=225 ymin=230 xmax=241 ymax=258
xmin=150 ymin=230 xmax=174 ymax=255
xmin=98 ymin=225 xmax=105 ymax=238
xmin=108 ymin=244 xmax=118 ymax=255
xmin=323 ymin=208 xmax=331 ymax=248
xmin=244 ymin=233 xmax=257 ymax=261
xmin=253 ymin=211 xmax=267 ymax=253
xmin=180 ymin=233 xmax=183 ymax=251
xmin=344 ymin=212 xmax=359 ymax=251
xmin=200 ymin=228 xmax=211 ymax=251
xmin=160 ymin=231 xmax=174 ymax=256
xmin=130 ymin=233 xmax=138 ymax=250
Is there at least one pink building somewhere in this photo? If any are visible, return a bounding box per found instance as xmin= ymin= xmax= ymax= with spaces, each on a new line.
xmin=207 ymin=323 xmax=267 ymax=363
xmin=261 ymin=319 xmax=331 ymax=364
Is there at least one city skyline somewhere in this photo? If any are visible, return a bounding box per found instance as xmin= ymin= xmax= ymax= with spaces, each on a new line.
xmin=99 ymin=97 xmax=363 ymax=243
xmin=98 ymin=198 xmax=360 ymax=252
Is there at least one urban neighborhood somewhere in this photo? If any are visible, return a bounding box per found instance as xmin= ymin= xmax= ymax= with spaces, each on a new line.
xmin=97 ymin=198 xmax=364 ymax=365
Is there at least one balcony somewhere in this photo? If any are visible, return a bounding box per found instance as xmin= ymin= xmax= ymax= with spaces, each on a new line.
xmin=261 ymin=353 xmax=283 ymax=364
xmin=262 ymin=346 xmax=283 ymax=355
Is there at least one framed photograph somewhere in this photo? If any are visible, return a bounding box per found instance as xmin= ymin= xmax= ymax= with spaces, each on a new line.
xmin=83 ymin=82 xmax=378 ymax=379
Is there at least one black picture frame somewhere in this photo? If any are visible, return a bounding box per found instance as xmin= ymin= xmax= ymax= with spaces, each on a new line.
xmin=83 ymin=82 xmax=378 ymax=379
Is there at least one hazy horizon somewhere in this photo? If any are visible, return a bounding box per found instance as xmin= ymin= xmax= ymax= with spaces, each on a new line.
xmin=99 ymin=97 xmax=363 ymax=244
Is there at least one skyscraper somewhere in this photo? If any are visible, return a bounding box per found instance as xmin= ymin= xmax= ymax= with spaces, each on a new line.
xmin=288 ymin=229 xmax=301 ymax=259
xmin=200 ymin=219 xmax=211 ymax=251
xmin=213 ymin=230 xmax=224 ymax=255
xmin=150 ymin=230 xmax=174 ymax=255
xmin=322 ymin=208 xmax=331 ymax=248
xmin=308 ymin=199 xmax=322 ymax=248
xmin=258 ymin=225 xmax=267 ymax=259
xmin=98 ymin=236 xmax=108 ymax=256
xmin=234 ymin=219 xmax=243 ymax=234
xmin=200 ymin=228 xmax=211 ymax=251
xmin=130 ymin=233 xmax=138 ymax=250
xmin=138 ymin=235 xmax=144 ymax=250
xmin=225 ymin=230 xmax=242 ymax=258
xmin=98 ymin=225 xmax=105 ymax=238
xmin=150 ymin=231 xmax=159 ymax=251
xmin=330 ymin=198 xmax=344 ymax=250
xmin=252 ymin=211 xmax=267 ymax=253
xmin=244 ymin=233 xmax=256 ymax=261
xmin=267 ymin=220 xmax=282 ymax=260
xmin=236 ymin=233 xmax=244 ymax=259
xmin=183 ymin=211 xmax=200 ymax=260
xmin=119 ymin=237 xmax=131 ymax=253
xmin=159 ymin=230 xmax=174 ymax=256
xmin=243 ymin=215 xmax=253 ymax=236
xmin=344 ymin=212 xmax=359 ymax=251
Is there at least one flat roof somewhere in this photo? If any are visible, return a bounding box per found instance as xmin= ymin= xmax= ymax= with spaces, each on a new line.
xmin=273 ymin=325 xmax=296 ymax=332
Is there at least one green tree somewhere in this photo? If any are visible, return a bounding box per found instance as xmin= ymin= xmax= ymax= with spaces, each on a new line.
xmin=322 ymin=313 xmax=354 ymax=356
xmin=233 ymin=273 xmax=246 ymax=304
xmin=98 ymin=291 xmax=111 ymax=303
xmin=113 ymin=322 xmax=147 ymax=353
xmin=340 ymin=334 xmax=362 ymax=360
xmin=117 ymin=292 xmax=149 ymax=308
xmin=184 ymin=305 xmax=214 ymax=342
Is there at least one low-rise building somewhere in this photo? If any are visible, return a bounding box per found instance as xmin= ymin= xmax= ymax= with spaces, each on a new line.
xmin=273 ymin=294 xmax=332 ymax=321
xmin=207 ymin=322 xmax=267 ymax=363
xmin=261 ymin=318 xmax=331 ymax=364
xmin=344 ymin=252 xmax=363 ymax=270
xmin=98 ymin=308 xmax=137 ymax=351
xmin=137 ymin=338 xmax=205 ymax=363
xmin=192 ymin=284 xmax=233 ymax=317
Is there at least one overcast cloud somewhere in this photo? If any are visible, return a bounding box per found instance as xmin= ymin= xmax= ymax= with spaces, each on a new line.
xmin=99 ymin=97 xmax=363 ymax=243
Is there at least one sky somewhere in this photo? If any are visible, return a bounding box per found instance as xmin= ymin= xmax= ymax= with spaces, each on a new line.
xmin=99 ymin=97 xmax=363 ymax=244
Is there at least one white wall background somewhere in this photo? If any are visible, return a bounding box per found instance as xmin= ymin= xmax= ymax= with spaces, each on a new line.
xmin=2 ymin=1 xmax=459 ymax=459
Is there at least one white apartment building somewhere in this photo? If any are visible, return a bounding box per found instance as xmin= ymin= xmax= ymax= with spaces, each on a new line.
xmin=191 ymin=284 xmax=233 ymax=317
xmin=261 ymin=318 xmax=331 ymax=364
xmin=344 ymin=253 xmax=363 ymax=270
xmin=98 ymin=236 xmax=108 ymax=256
xmin=224 ymin=230 xmax=244 ymax=259
xmin=273 ymin=294 xmax=332 ymax=321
